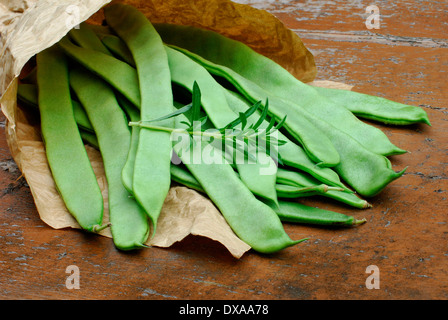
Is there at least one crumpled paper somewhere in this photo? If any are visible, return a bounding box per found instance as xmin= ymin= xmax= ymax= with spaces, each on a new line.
xmin=0 ymin=0 xmax=336 ymax=259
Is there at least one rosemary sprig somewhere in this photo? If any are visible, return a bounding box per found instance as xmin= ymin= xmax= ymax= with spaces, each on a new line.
xmin=128 ymin=81 xmax=287 ymax=164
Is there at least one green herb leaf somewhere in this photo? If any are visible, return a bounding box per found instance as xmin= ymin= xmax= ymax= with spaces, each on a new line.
xmin=190 ymin=81 xmax=202 ymax=124
xmin=239 ymin=112 xmax=247 ymax=130
xmin=265 ymin=116 xmax=277 ymax=132
xmin=180 ymin=120 xmax=192 ymax=127
xmin=252 ymin=99 xmax=269 ymax=130
xmin=137 ymin=103 xmax=192 ymax=124
xmin=274 ymin=115 xmax=287 ymax=131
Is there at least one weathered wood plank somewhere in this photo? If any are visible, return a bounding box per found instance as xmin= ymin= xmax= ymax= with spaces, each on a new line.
xmin=235 ymin=0 xmax=448 ymax=41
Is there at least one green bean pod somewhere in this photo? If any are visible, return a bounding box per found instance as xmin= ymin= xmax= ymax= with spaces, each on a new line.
xmin=36 ymin=45 xmax=104 ymax=233
xmin=276 ymin=168 xmax=355 ymax=200
xmin=69 ymin=66 xmax=150 ymax=250
xmin=172 ymin=161 xmax=327 ymax=199
xmin=84 ymin=24 xmax=113 ymax=37
xmin=170 ymin=163 xmax=206 ymax=193
xmin=274 ymin=201 xmax=366 ymax=227
xmin=100 ymin=34 xmax=136 ymax=67
xmin=58 ymin=35 xmax=141 ymax=108
xmin=311 ymin=86 xmax=431 ymax=126
xmin=116 ymin=94 xmax=141 ymax=193
xmin=105 ymin=3 xmax=175 ymax=236
xmin=17 ymin=83 xmax=38 ymax=107
xmin=275 ymin=184 xmax=371 ymax=209
xmin=85 ymin=32 xmax=336 ymax=173
xmin=63 ymin=29 xmax=311 ymax=204
xmin=68 ymin=22 xmax=112 ymax=56
xmin=276 ymin=167 xmax=349 ymax=194
xmin=84 ymin=22 xmax=136 ymax=66
xmin=79 ymin=130 xmax=99 ymax=148
xmin=17 ymin=83 xmax=94 ymax=133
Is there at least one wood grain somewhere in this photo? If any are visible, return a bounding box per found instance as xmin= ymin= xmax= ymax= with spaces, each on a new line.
xmin=1 ymin=0 xmax=447 ymax=300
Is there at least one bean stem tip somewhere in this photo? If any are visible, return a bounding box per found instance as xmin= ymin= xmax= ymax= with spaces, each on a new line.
xmin=92 ymin=222 xmax=111 ymax=233
xmin=353 ymin=218 xmax=367 ymax=226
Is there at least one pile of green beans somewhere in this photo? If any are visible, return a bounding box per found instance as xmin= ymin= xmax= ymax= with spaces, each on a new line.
xmin=19 ymin=3 xmax=430 ymax=254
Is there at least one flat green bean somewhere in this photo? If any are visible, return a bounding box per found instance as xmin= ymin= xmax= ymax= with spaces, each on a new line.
xmin=84 ymin=24 xmax=113 ymax=36
xmin=105 ymin=3 xmax=174 ymax=235
xmin=170 ymin=163 xmax=205 ymax=193
xmin=276 ymin=167 xmax=344 ymax=190
xmin=69 ymin=66 xmax=150 ymax=250
xmin=18 ymin=83 xmax=94 ymax=133
xmin=79 ymin=130 xmax=99 ymax=148
xmin=311 ymin=86 xmax=431 ymax=126
xmin=152 ymin=25 xmax=340 ymax=166
xmin=69 ymin=22 xmax=112 ymax=56
xmin=165 ymin=109 xmax=368 ymax=208
xmin=36 ymin=45 xmax=104 ymax=233
xmin=275 ymin=182 xmax=371 ymax=209
xmin=169 ymin=145 xmax=370 ymax=209
xmin=62 ymin=29 xmax=320 ymax=204
xmin=100 ymin=34 xmax=136 ymax=67
xmin=17 ymin=83 xmax=39 ymax=108
xmin=58 ymin=35 xmax=141 ymax=107
xmin=275 ymin=201 xmax=366 ymax=227
xmin=116 ymin=94 xmax=141 ymax=193
xmin=82 ymin=24 xmax=133 ymax=65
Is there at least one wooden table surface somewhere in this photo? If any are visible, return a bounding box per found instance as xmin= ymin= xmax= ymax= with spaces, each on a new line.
xmin=1 ymin=0 xmax=447 ymax=300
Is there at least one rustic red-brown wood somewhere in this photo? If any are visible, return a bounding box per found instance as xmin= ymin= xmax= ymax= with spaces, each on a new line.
xmin=1 ymin=0 xmax=447 ymax=300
